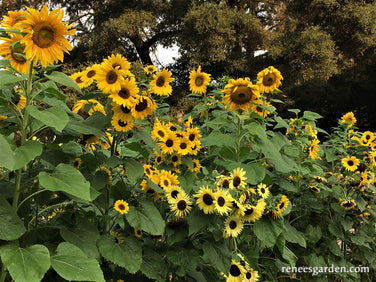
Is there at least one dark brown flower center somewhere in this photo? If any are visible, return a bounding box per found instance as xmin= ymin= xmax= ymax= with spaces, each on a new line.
xmin=263 ymin=73 xmax=276 ymax=86
xmin=156 ymin=156 xmax=162 ymax=163
xmin=86 ymin=70 xmax=96 ymax=78
xmin=343 ymin=201 xmax=354 ymax=208
xmin=230 ymin=264 xmax=241 ymax=277
xmin=32 ymin=24 xmax=55 ymax=48
xmin=189 ymin=133 xmax=196 ymax=141
xmin=163 ymin=180 xmax=169 ymax=186
xmin=246 ymin=272 xmax=252 ymax=279
xmin=120 ymin=105 xmax=131 ymax=114
xmin=118 ymin=204 xmax=125 ymax=210
xmin=118 ymin=120 xmax=127 ymax=127
xmin=170 ymin=126 xmax=177 ymax=131
xmin=222 ymin=179 xmax=230 ymax=188
xmin=260 ymin=188 xmax=265 ymax=194
xmin=245 ymin=208 xmax=253 ymax=215
xmin=195 ymin=76 xmax=204 ymax=86
xmin=233 ymin=176 xmax=241 ymax=187
xmin=166 ymin=139 xmax=174 ymax=147
xmin=231 ymin=86 xmax=252 ymax=104
xmin=279 ymin=202 xmax=285 ymax=210
xmin=73 ymin=160 xmax=80 ymax=167
xmin=171 ymin=190 xmax=179 ymax=198
xmin=135 ymin=98 xmax=148 ymax=112
xmin=229 ymin=220 xmax=237 ymax=230
xmin=156 ymin=76 xmax=165 ymax=87
xmin=177 ymin=200 xmax=187 ymax=211
xmin=75 ymin=76 xmax=83 ymax=83
xmin=106 ymin=70 xmax=118 ymax=84
xmin=112 ymin=63 xmax=121 ymax=69
xmin=172 ymin=156 xmax=178 ymax=162
xmin=180 ymin=142 xmax=187 ymax=149
xmin=203 ymin=193 xmax=213 ymax=205
xmin=347 ymin=160 xmax=354 ymax=166
xmin=118 ymin=88 xmax=130 ymax=99
xmin=157 ymin=130 xmax=165 ymax=137
xmin=217 ymin=197 xmax=225 ymax=207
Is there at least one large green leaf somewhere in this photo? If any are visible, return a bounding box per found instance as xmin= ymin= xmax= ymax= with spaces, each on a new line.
xmin=0 ymin=134 xmax=15 ymax=170
xmin=0 ymin=70 xmax=27 ymax=85
xmin=44 ymin=71 xmax=82 ymax=93
xmin=284 ymin=222 xmax=306 ymax=247
xmin=51 ymin=242 xmax=104 ymax=282
xmin=0 ymin=194 xmax=26 ymax=240
xmin=0 ymin=242 xmax=50 ymax=282
xmin=253 ymin=218 xmax=284 ymax=248
xmin=126 ymin=199 xmax=165 ymax=235
xmin=13 ymin=140 xmax=43 ymax=170
xmin=140 ymin=249 xmax=168 ymax=282
xmin=38 ymin=163 xmax=92 ymax=201
xmin=26 ymin=105 xmax=69 ymax=132
xmin=64 ymin=119 xmax=103 ymax=136
xmin=124 ymin=158 xmax=144 ymax=185
xmin=202 ymin=241 xmax=231 ymax=274
xmin=97 ymin=235 xmax=142 ymax=273
xmin=166 ymin=247 xmax=201 ymax=277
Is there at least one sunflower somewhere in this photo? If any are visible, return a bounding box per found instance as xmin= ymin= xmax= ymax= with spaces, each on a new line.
xmin=170 ymin=193 xmax=192 ymax=217
xmin=111 ymin=115 xmax=134 ymax=132
xmin=1 ymin=10 xmax=27 ymax=29
xmin=223 ymin=260 xmax=246 ymax=282
xmin=166 ymin=185 xmax=185 ymax=203
xmin=72 ymin=158 xmax=82 ymax=169
xmin=0 ymin=115 xmax=7 ymax=127
xmin=170 ymin=153 xmax=181 ymax=167
xmin=308 ymin=139 xmax=321 ymax=160
xmin=222 ymin=78 xmax=260 ymax=112
xmin=95 ymin=166 xmax=113 ymax=185
xmin=257 ymin=66 xmax=283 ymax=94
xmin=109 ymin=231 xmax=124 ymax=244
xmin=214 ymin=189 xmax=233 ymax=216
xmin=13 ymin=94 xmax=26 ymax=111
xmin=186 ymin=127 xmax=202 ymax=143
xmin=149 ymin=68 xmax=174 ymax=96
xmin=360 ymin=131 xmax=374 ymax=146
xmin=176 ymin=137 xmax=191 ymax=155
xmin=342 ymin=156 xmax=359 ymax=172
xmin=151 ymin=120 xmax=169 ymax=142
xmin=223 ymin=216 xmax=244 ymax=238
xmin=257 ymin=183 xmax=269 ymax=199
xmin=251 ymin=99 xmax=271 ymax=117
xmin=154 ymin=151 xmax=165 ymax=165
xmin=194 ymin=186 xmax=216 ymax=214
xmin=131 ymin=95 xmax=157 ymax=120
xmin=144 ymin=65 xmax=156 ymax=74
xmin=230 ymin=167 xmax=247 ymax=189
xmin=82 ymin=64 xmax=100 ymax=86
xmin=341 ymin=199 xmax=356 ymax=210
xmin=159 ymin=169 xmax=180 ymax=186
xmin=191 ymin=159 xmax=201 ymax=174
xmin=96 ymin=61 xmax=124 ymax=94
xmin=141 ymin=180 xmax=161 ymax=200
xmin=340 ymin=112 xmax=356 ymax=127
xmin=111 ymin=102 xmax=133 ymax=121
xmin=188 ymin=141 xmax=201 ymax=155
xmin=239 ymin=188 xmax=256 ymax=204
xmin=277 ymin=195 xmax=289 ymax=213
xmin=103 ymin=53 xmax=132 ymax=77
xmin=0 ymin=34 xmax=31 ymax=74
xmin=72 ymin=99 xmax=106 ymax=118
xmin=244 ymin=269 xmax=259 ymax=282
xmin=243 ymin=200 xmax=266 ymax=223
xmin=134 ymin=228 xmax=143 ymax=238
xmin=109 ymin=78 xmax=139 ymax=107
xmin=159 ymin=174 xmax=172 ymax=190
xmin=185 ymin=116 xmax=193 ymax=129
xmin=189 ymin=66 xmax=211 ymax=95
xmin=217 ymin=175 xmax=231 ymax=189
xmin=310 ymin=186 xmax=321 ymax=193
xmin=18 ymin=5 xmax=75 ymax=67
xmin=114 ymin=199 xmax=129 ymax=214
xmin=70 ymin=72 xmax=87 ymax=88
xmin=159 ymin=131 xmax=179 ymax=154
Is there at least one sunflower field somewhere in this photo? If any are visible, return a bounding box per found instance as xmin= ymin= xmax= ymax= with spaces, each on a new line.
xmin=1 ymin=5 xmax=376 ymax=282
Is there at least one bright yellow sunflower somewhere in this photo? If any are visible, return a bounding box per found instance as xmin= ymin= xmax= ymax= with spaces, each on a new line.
xmin=149 ymin=68 xmax=174 ymax=96
xmin=166 ymin=185 xmax=186 ymax=203
xmin=243 ymin=200 xmax=266 ymax=223
xmin=188 ymin=140 xmax=201 ymax=155
xmin=131 ymin=95 xmax=157 ymax=120
xmin=144 ymin=65 xmax=156 ymax=74
xmin=111 ymin=102 xmax=133 ymax=121
xmin=141 ymin=180 xmax=161 ymax=200
xmin=159 ymin=169 xmax=180 ymax=186
xmin=222 ymin=78 xmax=260 ymax=112
xmin=194 ymin=186 xmax=216 ymax=214
xmin=186 ymin=127 xmax=202 ymax=143
xmin=170 ymin=153 xmax=181 ymax=167
xmin=111 ymin=115 xmax=134 ymax=132
xmin=217 ymin=175 xmax=231 ymax=189
xmin=96 ymin=61 xmax=125 ymax=94
xmin=230 ymin=167 xmax=247 ymax=189
xmin=308 ymin=138 xmax=321 ymax=160
xmin=158 ymin=131 xmax=179 ymax=154
xmin=72 ymin=99 xmax=106 ymax=118
xmin=257 ymin=183 xmax=270 ymax=199
xmin=18 ymin=5 xmax=75 ymax=67
xmin=102 ymin=53 xmax=132 ymax=77
xmin=0 ymin=34 xmax=31 ymax=74
xmin=277 ymin=195 xmax=289 ymax=213
xmin=189 ymin=66 xmax=211 ymax=95
xmin=223 ymin=260 xmax=246 ymax=282
xmin=223 ymin=215 xmax=244 ymax=238
xmin=151 ymin=121 xmax=169 ymax=142
xmin=1 ymin=10 xmax=27 ymax=29
xmin=360 ymin=131 xmax=374 ymax=146
xmin=176 ymin=137 xmax=191 ymax=155
xmin=251 ymin=99 xmax=271 ymax=117
xmin=257 ymin=66 xmax=283 ymax=94
xmin=114 ymin=199 xmax=129 ymax=214
xmin=342 ymin=156 xmax=359 ymax=172
xmin=170 ymin=193 xmax=192 ymax=217
xmin=82 ymin=64 xmax=100 ymax=86
xmin=244 ymin=268 xmax=259 ymax=282
xmin=70 ymin=72 xmax=87 ymax=89
xmin=340 ymin=112 xmax=356 ymax=127
xmin=13 ymin=94 xmax=26 ymax=111
xmin=109 ymin=78 xmax=139 ymax=107
xmin=214 ymin=189 xmax=233 ymax=216
xmin=341 ymin=199 xmax=356 ymax=210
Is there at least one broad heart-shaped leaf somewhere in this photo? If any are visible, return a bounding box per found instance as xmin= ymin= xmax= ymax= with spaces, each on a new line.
xmin=0 ymin=194 xmax=26 ymax=240
xmin=26 ymin=105 xmax=69 ymax=132
xmin=124 ymin=158 xmax=144 ymax=185
xmin=126 ymin=199 xmax=165 ymax=235
xmin=284 ymin=222 xmax=306 ymax=248
xmin=44 ymin=71 xmax=82 ymax=93
xmin=97 ymin=235 xmax=142 ymax=273
xmin=0 ymin=70 xmax=27 ymax=85
xmin=51 ymin=242 xmax=104 ymax=282
xmin=141 ymin=249 xmax=168 ymax=282
xmin=253 ymin=218 xmax=284 ymax=248
xmin=0 ymin=134 xmax=15 ymax=170
xmin=0 ymin=241 xmax=50 ymax=282
xmin=38 ymin=163 xmax=92 ymax=202
xmin=202 ymin=241 xmax=231 ymax=274
xmin=12 ymin=140 xmax=43 ymax=170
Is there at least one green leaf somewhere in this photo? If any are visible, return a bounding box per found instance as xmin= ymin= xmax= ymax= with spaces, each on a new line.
xmin=0 ymin=242 xmax=50 ymax=282
xmin=133 ymin=128 xmax=158 ymax=150
xmin=0 ymin=194 xmax=26 ymax=240
xmin=166 ymin=247 xmax=201 ymax=277
xmin=44 ymin=71 xmax=82 ymax=93
xmin=202 ymin=241 xmax=231 ymax=274
xmin=97 ymin=236 xmax=142 ymax=273
xmin=38 ymin=163 xmax=92 ymax=202
xmin=0 ymin=134 xmax=15 ymax=170
xmin=126 ymin=199 xmax=165 ymax=235
xmin=26 ymin=105 xmax=69 ymax=132
xmin=140 ymin=249 xmax=168 ymax=282
xmin=64 ymin=119 xmax=103 ymax=136
xmin=43 ymin=87 xmax=67 ymax=101
xmin=327 ymin=239 xmax=343 ymax=257
xmin=204 ymin=131 xmax=235 ymax=147
xmin=124 ymin=158 xmax=144 ymax=185
xmin=0 ymin=70 xmax=27 ymax=85
xmin=60 ymin=219 xmax=100 ymax=259
xmin=328 ymin=222 xmax=344 ymax=239
xmin=60 ymin=141 xmax=83 ymax=156
xmin=302 ymin=111 xmax=323 ymax=121
xmin=13 ymin=140 xmax=43 ymax=170
xmin=305 ymin=225 xmax=322 ymax=244
xmin=0 ymin=59 xmax=11 ymax=68
xmin=186 ymin=209 xmax=213 ymax=236
xmin=253 ymin=218 xmax=284 ymax=248
xmin=284 ymin=222 xmax=306 ymax=247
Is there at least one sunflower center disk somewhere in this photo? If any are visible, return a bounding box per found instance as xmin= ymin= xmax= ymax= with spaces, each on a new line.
xmin=177 ymin=200 xmax=187 ymax=210
xmin=203 ymin=194 xmax=213 ymax=205
xmin=106 ymin=70 xmax=118 ymax=84
xmin=135 ymin=99 xmax=148 ymax=112
xmin=33 ymin=25 xmax=55 ymax=48
xmin=118 ymin=89 xmax=130 ymax=99
xmin=246 ymin=272 xmax=252 ymax=279
xmin=231 ymin=86 xmax=252 ymax=104
xmin=87 ymin=70 xmax=96 ymax=78
xmin=156 ymin=76 xmax=165 ymax=87
xmin=263 ymin=73 xmax=276 ymax=86
xmin=121 ymin=105 xmax=131 ymax=114
xmin=11 ymin=47 xmax=27 ymax=63
xmin=166 ymin=139 xmax=174 ymax=147
xmin=222 ymin=180 xmax=229 ymax=188
xmin=180 ymin=143 xmax=187 ymax=149
xmin=229 ymin=220 xmax=237 ymax=229
xmin=195 ymin=76 xmax=204 ymax=86
xmin=171 ymin=191 xmax=179 ymax=198
xmin=118 ymin=120 xmax=127 ymax=127
xmin=233 ymin=176 xmax=241 ymax=187
xmin=217 ymin=197 xmax=225 ymax=207
xmin=245 ymin=208 xmax=253 ymax=215
xmin=347 ymin=160 xmax=354 ymax=166
xmin=118 ymin=204 xmax=125 ymax=210
xmin=75 ymin=76 xmax=83 ymax=83
xmin=230 ymin=264 xmax=241 ymax=277
xmin=158 ymin=130 xmax=165 ymax=137
xmin=189 ymin=133 xmax=195 ymax=141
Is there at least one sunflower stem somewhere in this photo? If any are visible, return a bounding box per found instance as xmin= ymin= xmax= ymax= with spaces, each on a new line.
xmin=235 ymin=114 xmax=241 ymax=162
xmin=0 ymin=263 xmax=7 ymax=282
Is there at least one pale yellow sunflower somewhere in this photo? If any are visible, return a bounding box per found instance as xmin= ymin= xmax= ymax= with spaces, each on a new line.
xmin=18 ymin=5 xmax=75 ymax=67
